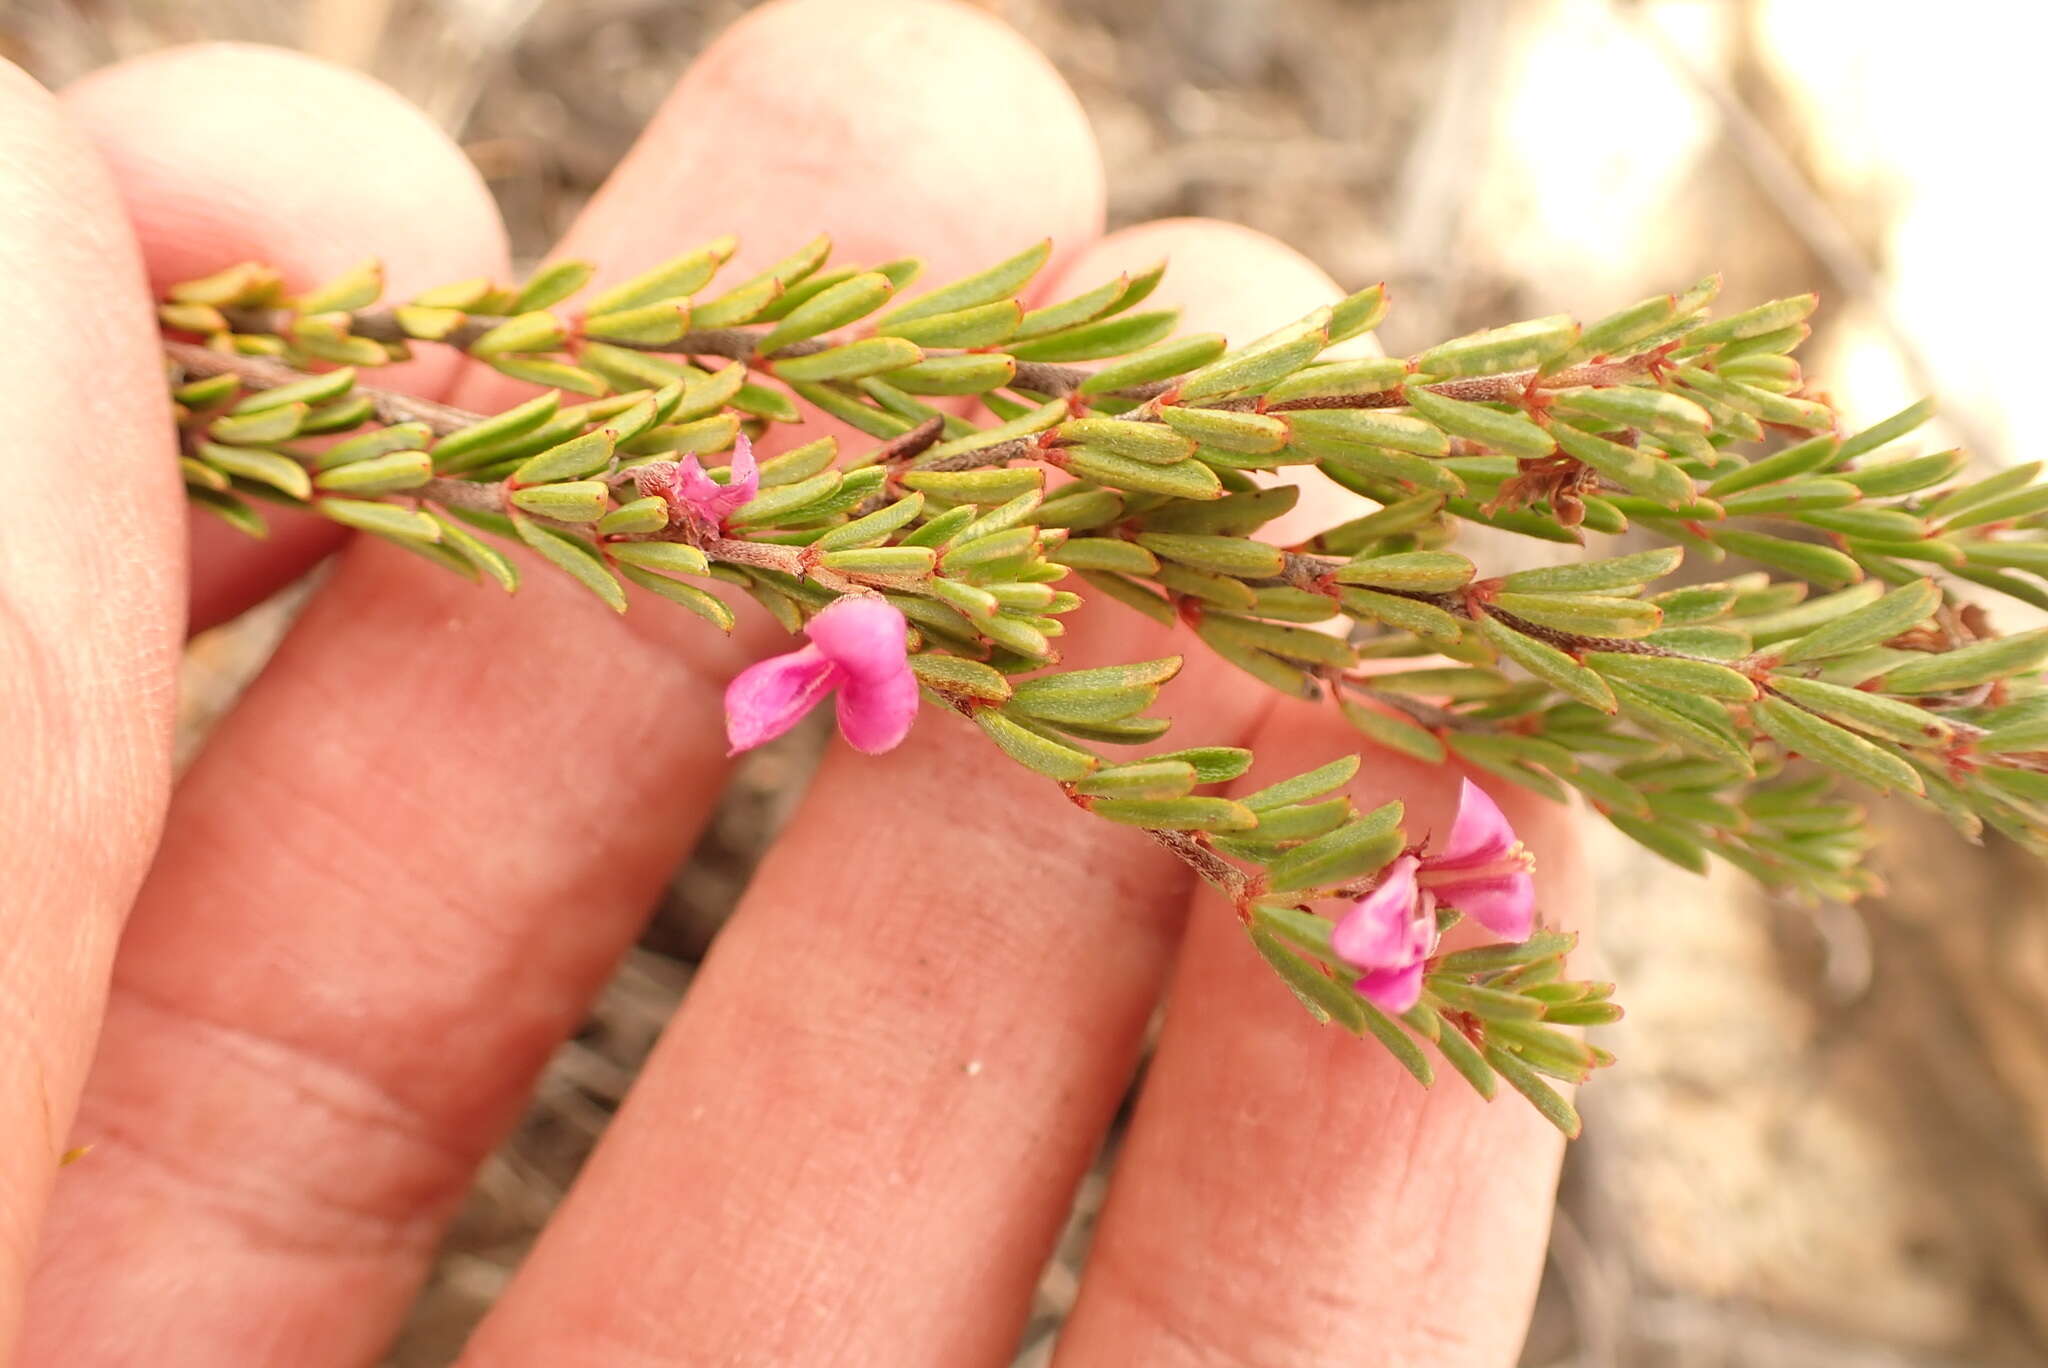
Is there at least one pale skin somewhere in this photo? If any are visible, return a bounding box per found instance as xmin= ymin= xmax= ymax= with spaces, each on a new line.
xmin=0 ymin=1 xmax=1588 ymax=1363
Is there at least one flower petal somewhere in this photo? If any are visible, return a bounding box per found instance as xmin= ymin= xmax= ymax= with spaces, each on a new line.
xmin=1329 ymin=855 xmax=1422 ymax=969
xmin=725 ymin=429 xmax=761 ymax=506
xmin=805 ymin=594 xmax=910 ymax=685
xmin=1437 ymin=868 xmax=1536 ymax=940
xmin=671 ymin=452 xmax=719 ymax=504
xmin=835 ymin=663 xmax=919 ymax=754
xmin=1434 ymin=776 xmax=1518 ymax=868
xmin=670 ymin=443 xmax=756 ymax=523
xmin=723 ymin=645 xmax=841 ymax=754
xmin=1354 ymin=960 xmax=1426 ymax=1015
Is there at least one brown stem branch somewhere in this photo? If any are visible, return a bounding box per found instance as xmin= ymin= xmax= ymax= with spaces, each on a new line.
xmin=1145 ymin=828 xmax=1254 ymax=905
xmin=167 ymin=341 xmax=478 ymax=435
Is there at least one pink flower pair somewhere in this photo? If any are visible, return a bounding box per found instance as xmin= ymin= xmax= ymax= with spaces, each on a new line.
xmin=1329 ymin=779 xmax=1537 ymax=1014
xmin=724 ymin=594 xmax=918 ymax=756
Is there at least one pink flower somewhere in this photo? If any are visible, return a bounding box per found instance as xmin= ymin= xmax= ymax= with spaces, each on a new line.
xmin=724 ymin=594 xmax=918 ymax=756
xmin=641 ymin=431 xmax=760 ymax=530
xmin=1329 ymin=778 xmax=1537 ymax=1014
xmin=1330 ymin=854 xmax=1436 ymax=1014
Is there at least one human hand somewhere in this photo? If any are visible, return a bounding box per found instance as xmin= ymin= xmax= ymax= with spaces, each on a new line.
xmin=1 ymin=2 xmax=1584 ymax=1363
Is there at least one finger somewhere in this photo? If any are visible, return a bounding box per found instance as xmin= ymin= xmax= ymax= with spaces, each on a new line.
xmin=462 ymin=218 xmax=1352 ymax=1366
xmin=61 ymin=43 xmax=511 ymax=631
xmin=23 ymin=4 xmax=1101 ymax=1365
xmin=1058 ymin=707 xmax=1588 ymax=1367
xmin=0 ymin=62 xmax=183 ymax=1356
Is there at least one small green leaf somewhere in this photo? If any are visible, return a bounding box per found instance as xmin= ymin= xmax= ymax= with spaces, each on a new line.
xmin=1135 ymin=532 xmax=1283 ymax=578
xmin=1328 ymin=282 xmax=1390 ymax=343
xmin=1550 ymin=385 xmax=1712 ymax=441
xmin=209 ymin=403 xmax=308 ymax=446
xmin=319 ymin=497 xmax=441 ymax=543
xmin=1073 ymin=760 xmax=1198 ymax=799
xmin=816 ymin=546 xmax=935 ymax=576
xmin=887 ymin=353 xmax=1018 ymax=396
xmin=1336 ymin=697 xmax=1449 ymax=763
xmin=1263 ymin=802 xmax=1406 ymax=893
xmin=814 ymin=493 xmax=926 ymax=551
xmin=1052 ymin=538 xmax=1159 ymax=574
xmin=1585 ymin=651 xmax=1757 ymax=700
xmin=511 ymin=514 xmax=627 ymax=612
xmin=1403 ymin=384 xmax=1553 ymax=458
xmin=1250 ymin=927 xmax=1368 ymax=1032
xmin=1333 ymin=550 xmax=1475 ymax=592
xmin=313 ymin=449 xmax=431 ymax=494
xmin=508 ymin=480 xmax=608 ymax=522
xmin=231 ymin=366 xmax=356 ymax=415
xmin=1835 ymin=397 xmax=1937 ymax=462
xmin=607 ymin=540 xmax=710 ymax=576
xmin=1482 ymin=1044 xmax=1582 ymax=1137
xmin=900 ymin=467 xmax=1045 ymax=505
xmin=1502 ymin=547 xmax=1684 ymax=593
xmin=1287 ymin=407 xmax=1449 ymax=458
xmin=1008 ymin=658 xmax=1180 ymax=724
xmin=1265 ymin=357 xmax=1409 ymax=404
xmin=197 ymin=441 xmax=311 ymax=500
xmin=1753 ymin=695 xmax=1922 ymax=794
xmin=615 ymin=564 xmax=734 ymax=628
xmin=875 ymin=299 xmax=1022 ymax=348
xmin=469 ymin=309 xmax=568 ymax=356
xmin=1549 ymin=422 xmax=1696 ymax=507
xmin=1767 ymin=676 xmax=1954 ymax=748
xmin=1704 ymin=434 xmax=1840 ymax=497
xmin=1607 ymin=678 xmax=1753 ymax=772
xmin=1415 ymin=315 xmax=1576 ymax=377
xmin=1172 ymin=307 xmax=1331 ymax=401
xmin=1090 ymin=796 xmax=1257 ymax=831
xmin=1712 ymin=530 xmax=1862 ymax=588
xmin=1492 ymin=591 xmax=1662 ymax=640
xmin=431 ymin=392 xmax=562 ymax=470
xmin=1839 ymin=447 xmax=1966 ymax=498
xmin=582 ymin=300 xmax=690 ymax=346
xmin=584 ymin=238 xmax=734 ymax=314
xmin=975 ymin=709 xmax=1097 ymax=780
xmin=1684 ymin=293 xmax=1819 ymax=346
xmin=1477 ymin=615 xmax=1615 ymax=712
xmin=1013 ymin=271 xmax=1140 ymax=340
xmin=1057 ymin=418 xmax=1197 ymax=464
xmin=1242 ymin=755 xmax=1361 ymax=811
xmin=484 ymin=355 xmax=608 ymax=397
xmin=757 ymin=271 xmax=895 ymax=352
xmin=1150 ymin=746 xmax=1254 ymax=783
xmin=1076 ymin=333 xmax=1229 ymax=396
xmin=509 ymin=258 xmax=593 ymax=312
xmin=769 ymin=336 xmax=922 ymax=383
xmin=878 ymin=239 xmax=1049 ymax=326
xmin=1064 ymin=446 xmax=1224 ymax=500
xmin=293 ymin=259 xmax=383 ymax=314
xmin=1773 ymin=578 xmax=1940 ymax=664
xmin=597 ymin=496 xmax=672 ymax=537
xmin=1875 ymin=628 xmax=2048 ymax=694
xmin=1340 ymin=588 xmax=1465 ymax=644
xmin=513 ymin=429 xmax=616 ymax=485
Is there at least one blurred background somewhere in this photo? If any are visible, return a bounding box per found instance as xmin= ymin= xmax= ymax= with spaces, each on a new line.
xmin=8 ymin=1 xmax=2047 ymax=1364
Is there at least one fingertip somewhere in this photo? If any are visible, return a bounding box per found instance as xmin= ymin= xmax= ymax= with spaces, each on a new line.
xmin=572 ymin=0 xmax=1104 ymax=287
xmin=63 ymin=42 xmax=512 ymax=630
xmin=61 ymin=42 xmax=508 ymax=296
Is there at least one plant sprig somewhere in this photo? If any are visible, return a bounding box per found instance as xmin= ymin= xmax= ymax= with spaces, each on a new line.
xmin=159 ymin=237 xmax=2048 ymax=1134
